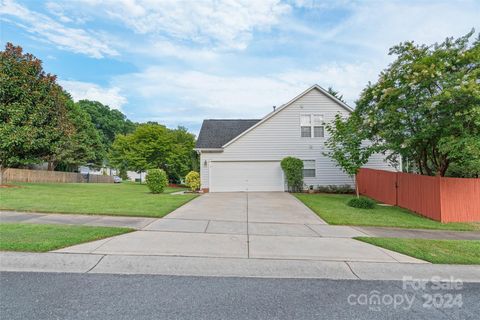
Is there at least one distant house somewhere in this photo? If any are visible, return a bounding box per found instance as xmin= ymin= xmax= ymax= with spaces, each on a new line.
xmin=78 ymin=166 xmax=146 ymax=183
xmin=194 ymin=85 xmax=395 ymax=192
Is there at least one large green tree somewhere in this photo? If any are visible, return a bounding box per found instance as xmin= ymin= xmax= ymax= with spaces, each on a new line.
xmin=109 ymin=123 xmax=196 ymax=182
xmin=0 ymin=43 xmax=105 ymax=183
xmin=0 ymin=43 xmax=67 ymax=183
xmin=356 ymin=30 xmax=480 ymax=177
xmin=51 ymin=96 xmax=104 ymax=171
xmin=76 ymin=100 xmax=135 ymax=155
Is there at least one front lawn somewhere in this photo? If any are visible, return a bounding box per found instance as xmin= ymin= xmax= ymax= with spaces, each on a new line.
xmin=0 ymin=182 xmax=197 ymax=218
xmin=356 ymin=237 xmax=480 ymax=264
xmin=0 ymin=223 xmax=132 ymax=252
xmin=295 ymin=193 xmax=477 ymax=231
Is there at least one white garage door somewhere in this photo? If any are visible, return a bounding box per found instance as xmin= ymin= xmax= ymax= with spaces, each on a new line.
xmin=209 ymin=161 xmax=284 ymax=192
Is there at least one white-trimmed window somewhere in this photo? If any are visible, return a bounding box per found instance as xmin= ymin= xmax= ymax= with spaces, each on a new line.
xmin=303 ymin=160 xmax=316 ymax=177
xmin=300 ymin=114 xmax=324 ymax=138
xmin=300 ymin=114 xmax=312 ymax=137
xmin=313 ymin=115 xmax=324 ymax=137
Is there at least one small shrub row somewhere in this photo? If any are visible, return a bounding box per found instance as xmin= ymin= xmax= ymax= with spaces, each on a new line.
xmin=146 ymin=169 xmax=201 ymax=194
xmin=316 ymin=184 xmax=355 ymax=194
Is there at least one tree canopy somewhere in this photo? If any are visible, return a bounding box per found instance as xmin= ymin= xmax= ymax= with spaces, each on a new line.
xmin=1 ymin=43 xmax=65 ymax=172
xmin=0 ymin=43 xmax=104 ymax=177
xmin=327 ymin=87 xmax=346 ymax=103
xmin=355 ymin=30 xmax=480 ymax=177
xmin=109 ymin=123 xmax=196 ymax=182
xmin=1 ymin=43 xmax=197 ymax=183
xmin=76 ymin=100 xmax=136 ymax=155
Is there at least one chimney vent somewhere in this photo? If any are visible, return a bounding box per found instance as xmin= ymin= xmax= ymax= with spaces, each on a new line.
xmin=273 ymin=106 xmax=276 ymax=111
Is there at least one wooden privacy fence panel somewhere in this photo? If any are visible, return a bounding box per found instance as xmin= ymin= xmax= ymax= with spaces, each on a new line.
xmin=3 ymin=168 xmax=113 ymax=184
xmin=357 ymin=168 xmax=397 ymax=205
xmin=357 ymin=168 xmax=480 ymax=222
xmin=440 ymin=177 xmax=480 ymax=223
xmin=397 ymin=173 xmax=441 ymax=221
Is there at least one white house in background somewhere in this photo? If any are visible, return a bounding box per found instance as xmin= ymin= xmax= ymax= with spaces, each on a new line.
xmin=79 ymin=166 xmax=146 ymax=183
xmin=194 ymin=85 xmax=395 ymax=192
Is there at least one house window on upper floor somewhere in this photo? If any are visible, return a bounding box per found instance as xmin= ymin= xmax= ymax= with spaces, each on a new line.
xmin=300 ymin=114 xmax=324 ymax=138
xmin=300 ymin=115 xmax=312 ymax=137
xmin=313 ymin=115 xmax=324 ymax=137
xmin=303 ymin=160 xmax=316 ymax=177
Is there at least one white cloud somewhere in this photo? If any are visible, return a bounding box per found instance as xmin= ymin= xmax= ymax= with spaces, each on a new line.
xmin=113 ymin=62 xmax=375 ymax=126
xmin=46 ymin=0 xmax=291 ymax=50
xmin=59 ymin=80 xmax=127 ymax=110
xmin=0 ymin=0 xmax=118 ymax=58
xmin=132 ymin=38 xmax=220 ymax=61
xmin=309 ymin=1 xmax=480 ymax=53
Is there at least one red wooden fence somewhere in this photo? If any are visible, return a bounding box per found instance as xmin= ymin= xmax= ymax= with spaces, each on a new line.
xmin=357 ymin=168 xmax=480 ymax=222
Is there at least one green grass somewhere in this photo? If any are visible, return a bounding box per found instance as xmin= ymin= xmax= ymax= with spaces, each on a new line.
xmin=295 ymin=193 xmax=477 ymax=231
xmin=0 ymin=223 xmax=132 ymax=252
xmin=0 ymin=182 xmax=197 ymax=218
xmin=356 ymin=237 xmax=480 ymax=264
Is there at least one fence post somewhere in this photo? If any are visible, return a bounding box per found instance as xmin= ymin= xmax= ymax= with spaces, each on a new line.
xmin=395 ymin=172 xmax=399 ymax=206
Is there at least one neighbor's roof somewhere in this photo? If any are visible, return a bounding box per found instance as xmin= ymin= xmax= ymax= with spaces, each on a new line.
xmin=195 ymin=119 xmax=260 ymax=149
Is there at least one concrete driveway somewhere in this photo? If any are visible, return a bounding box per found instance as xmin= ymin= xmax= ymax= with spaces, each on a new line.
xmin=57 ymin=192 xmax=424 ymax=263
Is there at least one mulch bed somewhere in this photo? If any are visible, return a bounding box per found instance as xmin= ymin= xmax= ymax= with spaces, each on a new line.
xmin=0 ymin=184 xmax=22 ymax=188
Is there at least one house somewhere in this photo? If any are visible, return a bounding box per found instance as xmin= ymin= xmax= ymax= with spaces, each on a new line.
xmin=79 ymin=165 xmax=146 ymax=183
xmin=194 ymin=85 xmax=395 ymax=192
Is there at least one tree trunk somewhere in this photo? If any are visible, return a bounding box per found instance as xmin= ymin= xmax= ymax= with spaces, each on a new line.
xmin=0 ymin=164 xmax=4 ymax=186
xmin=354 ymin=174 xmax=360 ymax=198
xmin=438 ymin=158 xmax=449 ymax=177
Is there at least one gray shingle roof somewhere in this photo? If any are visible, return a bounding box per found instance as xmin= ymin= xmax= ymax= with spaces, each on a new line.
xmin=195 ymin=119 xmax=260 ymax=149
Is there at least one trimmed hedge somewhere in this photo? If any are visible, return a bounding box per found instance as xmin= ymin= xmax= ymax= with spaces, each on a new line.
xmin=347 ymin=197 xmax=376 ymax=209
xmin=317 ymin=184 xmax=355 ymax=194
xmin=146 ymin=169 xmax=168 ymax=194
xmin=281 ymin=157 xmax=303 ymax=192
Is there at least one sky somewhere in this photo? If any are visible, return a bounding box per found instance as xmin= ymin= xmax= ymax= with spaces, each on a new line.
xmin=1 ymin=0 xmax=479 ymax=135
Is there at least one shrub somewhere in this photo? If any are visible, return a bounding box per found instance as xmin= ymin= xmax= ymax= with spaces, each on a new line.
xmin=146 ymin=169 xmax=168 ymax=194
xmin=185 ymin=171 xmax=200 ymax=191
xmin=347 ymin=197 xmax=376 ymax=209
xmin=317 ymin=184 xmax=355 ymax=194
xmin=281 ymin=157 xmax=303 ymax=192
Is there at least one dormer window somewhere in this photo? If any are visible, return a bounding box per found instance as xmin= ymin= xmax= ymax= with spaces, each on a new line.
xmin=300 ymin=114 xmax=324 ymax=138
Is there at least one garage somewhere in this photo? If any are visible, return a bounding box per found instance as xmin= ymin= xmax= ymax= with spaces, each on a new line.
xmin=209 ymin=161 xmax=285 ymax=192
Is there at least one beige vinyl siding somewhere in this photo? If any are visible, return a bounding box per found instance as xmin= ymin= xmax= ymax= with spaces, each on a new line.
xmin=200 ymin=88 xmax=395 ymax=189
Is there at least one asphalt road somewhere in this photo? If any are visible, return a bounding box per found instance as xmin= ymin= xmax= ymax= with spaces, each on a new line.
xmin=1 ymin=272 xmax=479 ymax=320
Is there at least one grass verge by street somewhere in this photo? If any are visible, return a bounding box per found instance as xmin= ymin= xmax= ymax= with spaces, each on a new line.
xmin=295 ymin=193 xmax=477 ymax=231
xmin=0 ymin=182 xmax=197 ymax=218
xmin=356 ymin=237 xmax=480 ymax=264
xmin=0 ymin=223 xmax=132 ymax=252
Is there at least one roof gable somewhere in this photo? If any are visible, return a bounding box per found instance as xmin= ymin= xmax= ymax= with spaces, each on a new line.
xmin=221 ymin=84 xmax=353 ymax=148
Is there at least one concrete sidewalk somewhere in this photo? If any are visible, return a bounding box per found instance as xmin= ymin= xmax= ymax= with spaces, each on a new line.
xmin=2 ymin=210 xmax=479 ymax=240
xmin=353 ymin=226 xmax=480 ymax=240
xmin=1 ymin=252 xmax=479 ymax=282
xmin=0 ymin=211 xmax=156 ymax=229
